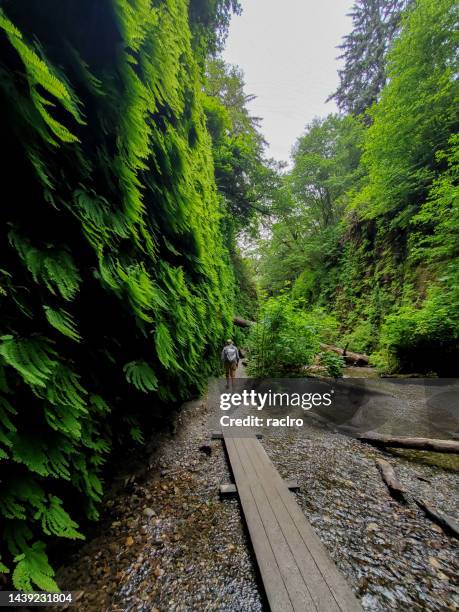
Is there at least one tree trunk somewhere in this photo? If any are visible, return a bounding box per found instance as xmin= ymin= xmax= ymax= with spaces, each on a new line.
xmin=320 ymin=343 xmax=369 ymax=366
xmin=359 ymin=433 xmax=459 ymax=454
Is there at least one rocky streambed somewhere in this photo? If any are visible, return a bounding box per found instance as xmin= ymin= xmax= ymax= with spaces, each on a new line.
xmin=54 ymin=376 xmax=458 ymax=611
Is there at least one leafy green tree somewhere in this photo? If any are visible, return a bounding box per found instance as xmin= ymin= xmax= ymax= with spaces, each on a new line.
xmin=291 ymin=115 xmax=366 ymax=227
xmin=246 ymin=295 xmax=321 ymax=376
xmin=203 ymin=59 xmax=281 ymax=228
xmin=189 ymin=0 xmax=241 ymax=56
xmin=356 ymin=0 xmax=458 ymax=219
xmin=257 ymin=114 xmax=364 ymax=296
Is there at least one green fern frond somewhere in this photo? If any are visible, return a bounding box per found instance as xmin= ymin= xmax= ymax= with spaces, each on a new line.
xmin=46 ymin=444 xmax=71 ymax=480
xmin=117 ymin=262 xmax=167 ymax=324
xmin=28 ymin=150 xmax=55 ymax=189
xmin=0 ymin=362 xmax=10 ymax=392
xmin=0 ymin=555 xmax=9 ymax=574
xmin=0 ymin=477 xmax=46 ymax=521
xmin=12 ymin=541 xmax=59 ymax=592
xmin=9 ymin=232 xmax=81 ymax=300
xmin=33 ymin=496 xmax=84 ymax=540
xmin=80 ymin=421 xmax=110 ymax=456
xmin=121 ymin=414 xmax=145 ymax=444
xmin=43 ymin=365 xmax=88 ymax=440
xmin=44 ymin=402 xmax=81 ymax=440
xmin=155 ymin=321 xmax=180 ymax=370
xmin=0 ymin=396 xmax=17 ymax=457
xmin=129 ymin=425 xmax=144 ymax=444
xmin=0 ymin=9 xmax=83 ymax=145
xmin=89 ymin=394 xmax=110 ymax=414
xmin=72 ymin=455 xmax=103 ymax=503
xmin=123 ymin=360 xmax=158 ymax=392
xmin=46 ymin=365 xmax=88 ymax=413
xmin=0 ymin=266 xmax=12 ymax=297
xmin=10 ymin=433 xmax=49 ymax=477
xmin=0 ymin=492 xmax=27 ymax=521
xmin=73 ymin=189 xmax=131 ymax=253
xmin=0 ymin=336 xmax=57 ymax=388
xmin=44 ymin=306 xmax=81 ymax=342
xmin=4 ymin=522 xmax=33 ymax=557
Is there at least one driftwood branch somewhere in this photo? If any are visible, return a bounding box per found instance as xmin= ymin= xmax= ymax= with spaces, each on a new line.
xmin=360 ymin=433 xmax=459 ymax=454
xmin=320 ymin=343 xmax=369 ymax=366
xmin=414 ymin=498 xmax=459 ymax=539
xmin=375 ymin=459 xmax=459 ymax=538
xmin=375 ymin=459 xmax=406 ymax=498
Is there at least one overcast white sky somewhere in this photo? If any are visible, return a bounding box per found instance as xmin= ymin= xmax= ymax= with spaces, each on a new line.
xmin=222 ymin=0 xmax=354 ymax=164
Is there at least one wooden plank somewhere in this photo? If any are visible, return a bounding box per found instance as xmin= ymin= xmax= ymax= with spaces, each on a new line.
xmin=219 ymin=483 xmax=238 ymax=495
xmin=222 ymin=432 xmax=361 ymax=612
xmin=224 ymin=437 xmax=294 ymax=611
xmin=232 ymin=438 xmax=317 ymax=611
xmin=240 ymin=437 xmax=342 ymax=611
xmin=250 ymin=439 xmax=361 ymax=612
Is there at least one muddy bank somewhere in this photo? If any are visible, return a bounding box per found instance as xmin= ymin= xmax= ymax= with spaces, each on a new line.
xmin=53 ymin=377 xmax=458 ymax=611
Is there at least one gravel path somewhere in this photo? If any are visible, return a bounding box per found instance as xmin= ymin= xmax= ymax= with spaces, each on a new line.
xmin=54 ymin=374 xmax=458 ymax=611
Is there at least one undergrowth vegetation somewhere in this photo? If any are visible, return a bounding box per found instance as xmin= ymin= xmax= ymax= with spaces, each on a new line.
xmin=246 ymin=295 xmax=340 ymax=376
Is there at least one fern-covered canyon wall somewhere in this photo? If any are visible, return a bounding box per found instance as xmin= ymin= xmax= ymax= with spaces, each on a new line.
xmin=0 ymin=0 xmax=237 ymax=588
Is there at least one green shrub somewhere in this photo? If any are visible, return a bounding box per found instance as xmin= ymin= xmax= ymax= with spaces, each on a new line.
xmin=376 ymin=283 xmax=459 ymax=373
xmin=319 ymin=351 xmax=345 ymax=378
xmin=342 ymin=319 xmax=377 ymax=354
xmin=246 ymin=295 xmax=325 ymax=376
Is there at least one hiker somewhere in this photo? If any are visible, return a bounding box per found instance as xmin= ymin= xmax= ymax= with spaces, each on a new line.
xmin=221 ymin=339 xmax=240 ymax=389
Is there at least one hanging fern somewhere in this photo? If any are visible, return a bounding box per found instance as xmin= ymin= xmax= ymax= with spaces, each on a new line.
xmin=0 ymin=0 xmax=235 ymax=591
xmin=0 ymin=336 xmax=57 ymax=388
xmin=0 ymin=397 xmax=16 ymax=459
xmin=43 ymin=306 xmax=81 ymax=342
xmin=155 ymin=321 xmax=180 ymax=370
xmin=12 ymin=542 xmax=59 ymax=592
xmin=123 ymin=360 xmax=158 ymax=392
xmin=9 ymin=232 xmax=81 ymax=301
xmin=0 ymin=9 xmax=83 ymax=145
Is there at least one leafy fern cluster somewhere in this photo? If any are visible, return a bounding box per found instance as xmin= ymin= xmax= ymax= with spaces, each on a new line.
xmin=0 ymin=0 xmax=235 ymax=590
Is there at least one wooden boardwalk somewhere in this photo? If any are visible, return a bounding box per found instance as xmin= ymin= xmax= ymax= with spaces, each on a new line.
xmin=222 ymin=432 xmax=362 ymax=612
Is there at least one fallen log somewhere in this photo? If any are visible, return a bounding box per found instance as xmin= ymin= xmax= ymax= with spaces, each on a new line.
xmin=375 ymin=459 xmax=406 ymax=498
xmin=414 ymin=498 xmax=459 ymax=539
xmin=359 ymin=433 xmax=459 ymax=454
xmin=233 ymin=316 xmax=255 ymax=328
xmin=320 ymin=343 xmax=369 ymax=366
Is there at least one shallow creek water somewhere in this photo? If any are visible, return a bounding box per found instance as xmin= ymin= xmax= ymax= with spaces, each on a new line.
xmin=54 ymin=369 xmax=458 ymax=611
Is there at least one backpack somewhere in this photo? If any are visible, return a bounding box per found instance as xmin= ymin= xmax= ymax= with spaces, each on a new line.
xmin=223 ymin=345 xmax=238 ymax=363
